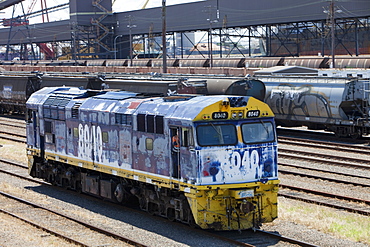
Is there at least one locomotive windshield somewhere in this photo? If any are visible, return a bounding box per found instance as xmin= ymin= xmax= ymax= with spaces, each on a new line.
xmin=241 ymin=121 xmax=275 ymax=144
xmin=196 ymin=124 xmax=237 ymax=146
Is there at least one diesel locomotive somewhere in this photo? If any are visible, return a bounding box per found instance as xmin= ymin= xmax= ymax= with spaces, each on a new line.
xmin=26 ymin=86 xmax=278 ymax=231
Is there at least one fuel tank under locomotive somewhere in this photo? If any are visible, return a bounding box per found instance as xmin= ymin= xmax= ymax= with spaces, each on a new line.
xmin=260 ymin=76 xmax=370 ymax=138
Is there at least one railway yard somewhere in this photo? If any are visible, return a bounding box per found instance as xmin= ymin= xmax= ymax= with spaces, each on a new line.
xmin=0 ymin=115 xmax=369 ymax=247
xmin=0 ymin=0 xmax=369 ymax=245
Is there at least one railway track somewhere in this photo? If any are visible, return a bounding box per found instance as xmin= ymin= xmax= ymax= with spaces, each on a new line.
xmin=1 ymin=117 xmax=369 ymax=245
xmin=0 ymin=117 xmax=27 ymax=143
xmin=0 ymin=130 xmax=26 ymax=143
xmin=0 ymin=120 xmax=25 ymax=129
xmin=279 ymin=185 xmax=370 ymax=215
xmin=0 ymin=158 xmax=146 ymax=246
xmin=1 ymin=121 xmax=370 ymax=213
xmin=279 ymin=148 xmax=369 ymax=167
xmin=278 ymin=136 xmax=370 ymax=154
xmin=4 ymin=156 xmax=369 ymax=217
xmin=277 ymin=132 xmax=370 ymax=216
xmin=279 ymin=151 xmax=370 ymax=170
xmin=0 ymin=190 xmax=145 ymax=247
xmin=0 ymin=158 xmax=318 ymax=246
xmin=279 ymin=163 xmax=370 ymax=187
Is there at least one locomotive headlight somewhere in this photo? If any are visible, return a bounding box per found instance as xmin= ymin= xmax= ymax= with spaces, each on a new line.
xmin=222 ymin=99 xmax=229 ymax=106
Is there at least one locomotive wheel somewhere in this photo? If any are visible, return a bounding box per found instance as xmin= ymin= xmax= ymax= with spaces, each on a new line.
xmin=167 ymin=208 xmax=176 ymax=221
xmin=75 ymin=180 xmax=82 ymax=193
xmin=349 ymin=128 xmax=362 ymax=139
xmin=61 ymin=178 xmax=69 ymax=189
xmin=148 ymin=202 xmax=158 ymax=215
xmin=334 ymin=131 xmax=343 ymax=138
xmin=139 ymin=197 xmax=147 ymax=210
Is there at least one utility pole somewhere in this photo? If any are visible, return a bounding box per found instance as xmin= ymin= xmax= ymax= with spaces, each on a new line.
xmin=324 ymin=0 xmax=341 ymax=68
xmin=205 ymin=5 xmax=218 ymax=68
xmin=127 ymin=15 xmax=136 ymax=66
xmin=330 ymin=0 xmax=335 ymax=68
xmin=162 ymin=0 xmax=167 ymax=73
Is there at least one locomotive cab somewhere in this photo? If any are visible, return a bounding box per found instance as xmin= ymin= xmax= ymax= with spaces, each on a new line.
xmin=180 ymin=96 xmax=278 ymax=230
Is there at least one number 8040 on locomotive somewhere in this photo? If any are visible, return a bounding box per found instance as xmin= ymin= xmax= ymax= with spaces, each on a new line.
xmin=26 ymin=87 xmax=279 ymax=231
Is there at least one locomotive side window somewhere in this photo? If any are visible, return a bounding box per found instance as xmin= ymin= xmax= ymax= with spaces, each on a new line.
xmin=146 ymin=138 xmax=153 ymax=150
xmin=73 ymin=127 xmax=79 ymax=137
xmin=102 ymin=132 xmax=109 ymax=143
xmin=44 ymin=121 xmax=53 ymax=133
xmin=137 ymin=114 xmax=146 ymax=131
xmin=137 ymin=114 xmax=164 ymax=134
xmin=182 ymin=127 xmax=194 ymax=147
xmin=26 ymin=109 xmax=33 ymax=123
xmin=155 ymin=116 xmax=164 ymax=134
xmin=44 ymin=120 xmax=55 ymax=144
xmin=241 ymin=121 xmax=275 ymax=144
xmin=147 ymin=115 xmax=155 ymax=133
xmin=45 ymin=134 xmax=55 ymax=144
xmin=196 ymin=124 xmax=237 ymax=146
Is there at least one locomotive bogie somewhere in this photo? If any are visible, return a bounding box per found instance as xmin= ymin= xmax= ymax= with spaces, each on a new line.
xmin=26 ymin=87 xmax=279 ymax=231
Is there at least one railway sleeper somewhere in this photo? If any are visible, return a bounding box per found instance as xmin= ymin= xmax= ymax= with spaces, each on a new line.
xmin=30 ymin=157 xmax=196 ymax=226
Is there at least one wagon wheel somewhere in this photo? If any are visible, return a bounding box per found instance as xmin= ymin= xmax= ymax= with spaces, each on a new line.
xmin=334 ymin=130 xmax=343 ymax=138
xmin=350 ymin=128 xmax=362 ymax=139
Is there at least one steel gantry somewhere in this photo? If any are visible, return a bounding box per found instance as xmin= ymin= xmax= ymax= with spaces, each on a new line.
xmin=0 ymin=0 xmax=369 ymax=62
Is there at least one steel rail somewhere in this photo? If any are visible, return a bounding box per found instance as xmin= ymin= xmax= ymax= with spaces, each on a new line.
xmin=0 ymin=206 xmax=89 ymax=247
xmin=278 ymin=137 xmax=370 ymax=154
xmin=279 ymin=190 xmax=370 ymax=216
xmin=0 ymin=157 xmax=28 ymax=169
xmin=279 ymin=151 xmax=370 ymax=170
xmin=0 ymin=130 xmax=26 ymax=139
xmin=0 ymin=121 xmax=26 ymax=129
xmin=280 ymin=184 xmax=370 ymax=206
xmin=254 ymin=229 xmax=319 ymax=247
xmin=279 ymin=148 xmax=369 ymax=165
xmin=280 ymin=162 xmax=370 ymax=180
xmin=279 ymin=166 xmax=370 ymax=188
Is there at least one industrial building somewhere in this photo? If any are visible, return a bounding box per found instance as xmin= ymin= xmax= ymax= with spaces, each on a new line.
xmin=0 ymin=0 xmax=369 ymax=65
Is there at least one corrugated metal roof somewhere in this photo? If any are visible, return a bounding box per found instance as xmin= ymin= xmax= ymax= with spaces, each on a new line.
xmin=254 ymin=66 xmax=318 ymax=75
